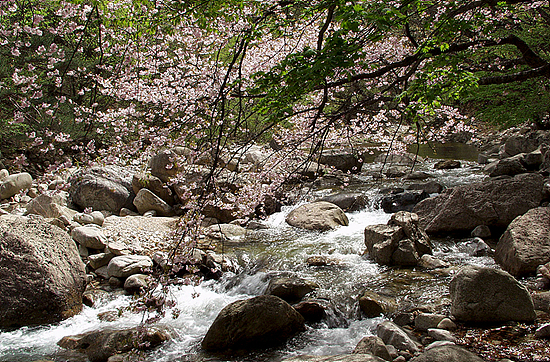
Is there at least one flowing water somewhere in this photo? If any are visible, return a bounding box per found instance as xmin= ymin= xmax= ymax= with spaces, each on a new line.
xmin=1 ymin=147 xmax=499 ymax=362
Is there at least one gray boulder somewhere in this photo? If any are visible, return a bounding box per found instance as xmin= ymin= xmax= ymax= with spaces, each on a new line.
xmin=265 ymin=276 xmax=319 ymax=303
xmin=132 ymin=172 xmax=174 ymax=205
xmin=502 ymin=134 xmax=540 ymax=157
xmin=69 ymin=166 xmax=134 ymax=214
xmin=359 ymin=291 xmax=397 ymax=317
xmin=414 ymin=313 xmax=446 ymax=331
xmin=319 ymin=151 xmax=362 ymax=173
xmin=413 ymin=173 xmax=544 ymax=235
xmin=107 ymin=255 xmax=153 ymax=278
xmin=123 ymin=274 xmax=149 ymax=294
xmin=353 ymin=335 xmax=392 ymax=361
xmin=133 ymin=188 xmax=175 ymax=216
xmin=0 ymin=172 xmax=32 ymax=199
xmin=409 ymin=345 xmax=483 ymax=362
xmin=0 ymin=215 xmax=87 ymax=327
xmin=364 ymin=211 xmax=432 ymax=266
xmin=495 ymin=207 xmax=550 ymax=276
xmin=206 ymin=223 xmax=247 ymax=241
xmin=283 ymin=355 xmax=386 ymax=362
xmin=71 ymin=225 xmax=108 ymax=250
xmin=316 ymin=193 xmax=369 ymax=212
xmin=88 ymin=253 xmax=114 ymax=270
xmin=484 ymin=157 xmax=526 ymax=177
xmin=376 ymin=320 xmax=420 ymax=353
xmin=58 ymin=326 xmax=170 ymax=362
xmin=450 ymin=265 xmax=535 ymax=323
xmin=148 ymin=149 xmax=182 ymax=182
xmin=380 ymin=190 xmax=429 ymax=213
xmin=201 ymin=295 xmax=306 ymax=351
xmin=286 ymin=201 xmax=349 ymax=231
xmin=26 ymin=191 xmax=76 ymax=220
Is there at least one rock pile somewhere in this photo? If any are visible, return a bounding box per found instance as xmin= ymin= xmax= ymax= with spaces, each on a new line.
xmin=364 ymin=211 xmax=433 ymax=266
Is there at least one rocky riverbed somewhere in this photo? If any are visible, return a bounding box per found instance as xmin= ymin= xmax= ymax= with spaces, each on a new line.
xmin=1 ymin=125 xmax=550 ymax=362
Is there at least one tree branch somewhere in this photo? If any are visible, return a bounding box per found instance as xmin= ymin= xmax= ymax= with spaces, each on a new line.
xmin=479 ymin=64 xmax=550 ymax=85
xmin=317 ymin=4 xmax=336 ymax=52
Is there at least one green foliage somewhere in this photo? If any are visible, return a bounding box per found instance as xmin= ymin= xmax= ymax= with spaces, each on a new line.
xmin=461 ymin=78 xmax=550 ymax=128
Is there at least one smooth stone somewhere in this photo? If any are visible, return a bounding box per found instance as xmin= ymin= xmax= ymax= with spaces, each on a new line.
xmin=106 ymin=255 xmax=153 ymax=278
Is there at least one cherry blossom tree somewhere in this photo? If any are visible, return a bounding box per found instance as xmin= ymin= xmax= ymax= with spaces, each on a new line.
xmin=1 ymin=0 xmax=549 ymax=231
xmin=1 ymin=0 xmax=549 ymax=322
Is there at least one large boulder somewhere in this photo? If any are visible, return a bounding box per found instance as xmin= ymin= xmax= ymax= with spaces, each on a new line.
xmin=484 ymin=157 xmax=527 ymax=177
xmin=202 ymin=295 xmax=306 ymax=351
xmin=495 ymin=207 xmax=550 ymax=276
xmin=409 ymin=345 xmax=484 ymax=362
xmin=364 ymin=211 xmax=432 ymax=266
xmin=0 ymin=172 xmax=32 ymax=199
xmin=69 ymin=166 xmax=134 ymax=214
xmin=449 ymin=265 xmax=536 ymax=323
xmin=413 ymin=173 xmax=544 ymax=235
xmin=286 ymin=202 xmax=349 ymax=231
xmin=58 ymin=326 xmax=170 ymax=362
xmin=0 ymin=215 xmax=87 ymax=327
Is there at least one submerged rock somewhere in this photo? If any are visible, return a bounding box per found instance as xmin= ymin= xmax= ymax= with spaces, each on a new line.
xmin=0 ymin=215 xmax=87 ymax=327
xmin=434 ymin=160 xmax=461 ymax=170
xmin=286 ymin=201 xmax=349 ymax=231
xmin=450 ymin=265 xmax=536 ymax=323
xmin=202 ymin=295 xmax=305 ymax=351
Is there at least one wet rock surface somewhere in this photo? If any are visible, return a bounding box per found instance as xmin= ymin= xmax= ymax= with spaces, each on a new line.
xmin=201 ymin=295 xmax=306 ymax=351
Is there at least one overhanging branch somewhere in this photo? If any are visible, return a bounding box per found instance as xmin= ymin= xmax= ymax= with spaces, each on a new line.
xmin=479 ymin=64 xmax=550 ymax=85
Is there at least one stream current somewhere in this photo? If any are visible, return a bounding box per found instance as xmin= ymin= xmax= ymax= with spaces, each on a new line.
xmin=0 ymin=155 xmax=498 ymax=362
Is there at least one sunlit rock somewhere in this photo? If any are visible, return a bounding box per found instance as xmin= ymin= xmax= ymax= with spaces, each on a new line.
xmin=286 ymin=201 xmax=349 ymax=231
xmin=450 ymin=265 xmax=535 ymax=323
xmin=202 ymin=295 xmax=305 ymax=351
